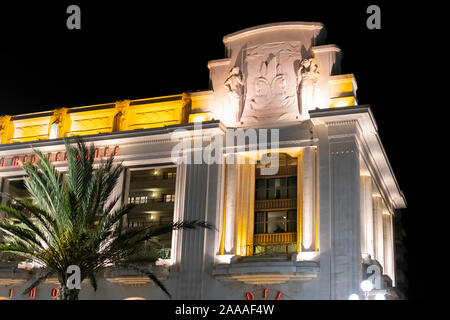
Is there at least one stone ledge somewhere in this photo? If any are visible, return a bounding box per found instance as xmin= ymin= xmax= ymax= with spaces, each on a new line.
xmin=103 ymin=265 xmax=169 ymax=286
xmin=213 ymin=255 xmax=319 ymax=284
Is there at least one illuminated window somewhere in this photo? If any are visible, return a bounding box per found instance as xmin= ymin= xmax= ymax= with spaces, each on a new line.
xmin=127 ymin=167 xmax=176 ymax=260
xmin=163 ymin=171 xmax=176 ymax=179
xmin=164 ymin=194 xmax=175 ymax=203
xmin=253 ymin=153 xmax=297 ymax=256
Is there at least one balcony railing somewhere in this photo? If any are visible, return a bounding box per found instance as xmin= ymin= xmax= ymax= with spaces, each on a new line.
xmin=254 ymin=232 xmax=297 ymax=244
xmin=256 ymin=165 xmax=297 ymax=177
xmin=254 ymin=198 xmax=297 ymax=210
xmin=239 ymin=243 xmax=297 ymax=256
xmin=236 ymin=233 xmax=297 ymax=256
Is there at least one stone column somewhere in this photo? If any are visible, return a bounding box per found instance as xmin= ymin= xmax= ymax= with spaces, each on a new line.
xmin=316 ymin=124 xmax=332 ymax=298
xmin=330 ymin=139 xmax=361 ymax=300
xmin=223 ymin=157 xmax=238 ymax=254
xmin=171 ymin=163 xmax=186 ymax=266
xmin=372 ymin=196 xmax=385 ymax=270
xmin=383 ymin=212 xmax=395 ymax=284
xmin=299 ymin=147 xmax=317 ymax=252
xmin=235 ymin=156 xmax=255 ymax=256
xmin=360 ymin=175 xmax=374 ymax=259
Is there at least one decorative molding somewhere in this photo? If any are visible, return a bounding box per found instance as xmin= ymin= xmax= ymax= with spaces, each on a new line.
xmin=223 ymin=22 xmax=324 ymax=43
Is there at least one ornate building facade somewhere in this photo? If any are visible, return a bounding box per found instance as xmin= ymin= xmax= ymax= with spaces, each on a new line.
xmin=0 ymin=22 xmax=405 ymax=300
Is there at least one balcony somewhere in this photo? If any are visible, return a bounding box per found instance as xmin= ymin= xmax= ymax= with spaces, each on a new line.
xmin=213 ymin=254 xmax=319 ymax=285
xmin=104 ymin=264 xmax=169 ymax=286
xmin=256 ymin=165 xmax=297 ymax=178
xmin=255 ymin=198 xmax=296 ymax=210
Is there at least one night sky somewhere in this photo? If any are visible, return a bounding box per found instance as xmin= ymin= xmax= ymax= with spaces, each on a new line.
xmin=0 ymin=1 xmax=437 ymax=299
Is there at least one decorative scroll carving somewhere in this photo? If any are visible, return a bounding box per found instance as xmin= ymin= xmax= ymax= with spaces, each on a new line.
xmin=240 ymin=42 xmax=302 ymax=124
xmin=297 ymin=58 xmax=320 ymax=117
xmin=224 ymin=67 xmax=244 ymax=124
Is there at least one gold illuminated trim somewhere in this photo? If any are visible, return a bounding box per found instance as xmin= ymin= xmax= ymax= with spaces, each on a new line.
xmin=329 ymin=96 xmax=356 ymax=108
xmin=230 ymin=274 xmax=299 ymax=285
xmin=219 ymin=163 xmax=228 ymax=255
xmin=188 ymin=112 xmax=211 ymax=123
xmin=0 ymin=93 xmax=215 ymax=145
xmin=297 ymin=149 xmax=303 ymax=253
xmin=0 ymin=279 xmax=26 ymax=286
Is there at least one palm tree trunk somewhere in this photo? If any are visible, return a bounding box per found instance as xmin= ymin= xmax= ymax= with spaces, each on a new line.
xmin=57 ymin=284 xmax=80 ymax=300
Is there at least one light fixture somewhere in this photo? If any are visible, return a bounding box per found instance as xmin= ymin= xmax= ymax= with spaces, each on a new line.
xmin=348 ymin=294 xmax=360 ymax=300
xmin=374 ymin=293 xmax=386 ymax=300
xmin=360 ymin=280 xmax=374 ymax=300
xmin=360 ymin=280 xmax=373 ymax=292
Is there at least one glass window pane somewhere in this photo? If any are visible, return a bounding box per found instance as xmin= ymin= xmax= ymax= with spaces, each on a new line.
xmin=255 ymin=212 xmax=265 ymax=223
xmin=287 ymin=177 xmax=296 ymax=187
xmin=256 ymin=179 xmax=266 ymax=189
xmin=287 ymin=222 xmax=296 ymax=232
xmin=128 ymin=168 xmax=176 ymax=259
xmin=287 ymin=210 xmax=297 ymax=220
xmin=254 ymin=223 xmax=265 ymax=234
xmin=280 ymin=187 xmax=287 ymax=199
xmin=268 ymin=179 xmax=276 ymax=188
xmin=267 ymin=211 xmax=285 ymax=233
xmin=255 ymin=188 xmax=266 ymax=200
xmin=287 ymin=186 xmax=297 ymax=198
xmin=267 ymin=211 xmax=284 ymax=221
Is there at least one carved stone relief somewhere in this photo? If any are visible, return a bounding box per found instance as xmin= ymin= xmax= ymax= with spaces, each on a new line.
xmin=239 ymin=42 xmax=303 ymax=124
xmin=297 ymin=58 xmax=320 ymax=117
xmin=224 ymin=67 xmax=244 ymax=124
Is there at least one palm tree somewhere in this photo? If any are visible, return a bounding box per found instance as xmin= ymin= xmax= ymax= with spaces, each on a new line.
xmin=0 ymin=138 xmax=212 ymax=300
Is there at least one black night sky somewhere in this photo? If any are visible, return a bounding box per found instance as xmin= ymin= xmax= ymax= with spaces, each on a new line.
xmin=0 ymin=1 xmax=439 ymax=300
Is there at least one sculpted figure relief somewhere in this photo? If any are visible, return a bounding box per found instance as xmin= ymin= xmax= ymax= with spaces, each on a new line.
xmin=297 ymin=58 xmax=320 ymax=118
xmin=224 ymin=67 xmax=244 ymax=124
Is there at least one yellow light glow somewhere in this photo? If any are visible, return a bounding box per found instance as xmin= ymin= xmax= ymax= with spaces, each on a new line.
xmin=188 ymin=112 xmax=211 ymax=123
xmin=216 ymin=254 xmax=234 ymax=264
xmin=329 ymin=96 xmax=356 ymax=108
xmin=2 ymin=94 xmax=191 ymax=145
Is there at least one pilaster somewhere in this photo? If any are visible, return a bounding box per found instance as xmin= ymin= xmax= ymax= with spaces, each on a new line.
xmin=174 ymin=162 xmax=210 ymax=299
xmin=360 ymin=175 xmax=374 ymax=259
xmin=330 ymin=137 xmax=361 ymax=299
